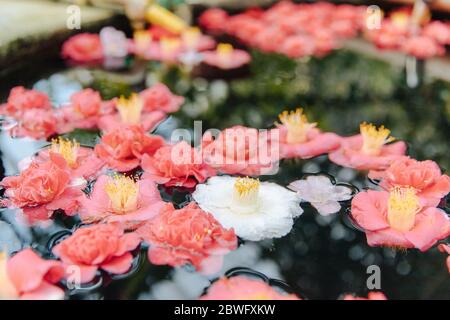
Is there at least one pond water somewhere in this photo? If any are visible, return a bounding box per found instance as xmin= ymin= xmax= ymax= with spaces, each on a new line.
xmin=0 ymin=49 xmax=449 ymax=299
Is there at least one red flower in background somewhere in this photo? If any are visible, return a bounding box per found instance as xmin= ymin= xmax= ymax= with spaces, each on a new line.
xmin=62 ymin=33 xmax=104 ymax=63
xmin=0 ymin=86 xmax=51 ymax=118
xmin=137 ymin=202 xmax=237 ymax=275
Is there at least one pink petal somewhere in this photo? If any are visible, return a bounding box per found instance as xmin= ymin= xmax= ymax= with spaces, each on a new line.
xmin=351 ymin=191 xmax=390 ymax=231
xmin=101 ymin=253 xmax=133 ymax=274
xmin=19 ymin=281 xmax=64 ymax=300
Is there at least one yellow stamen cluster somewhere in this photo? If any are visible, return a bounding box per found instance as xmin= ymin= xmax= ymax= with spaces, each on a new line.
xmin=51 ymin=137 xmax=80 ymax=168
xmin=182 ymin=27 xmax=201 ymax=49
xmin=217 ymin=43 xmax=233 ymax=60
xmin=105 ymin=175 xmax=139 ymax=214
xmin=160 ymin=37 xmax=181 ymax=55
xmin=278 ymin=108 xmax=317 ymax=144
xmin=231 ymin=177 xmax=260 ymax=214
xmin=387 ymin=187 xmax=420 ymax=232
xmin=391 ymin=11 xmax=410 ymax=28
xmin=134 ymin=30 xmax=152 ymax=51
xmin=116 ymin=93 xmax=143 ymax=125
xmin=234 ymin=177 xmax=260 ymax=197
xmin=360 ymin=122 xmax=395 ymax=156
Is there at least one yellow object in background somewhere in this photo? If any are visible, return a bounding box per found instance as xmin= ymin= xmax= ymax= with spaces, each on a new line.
xmin=145 ymin=3 xmax=187 ymax=34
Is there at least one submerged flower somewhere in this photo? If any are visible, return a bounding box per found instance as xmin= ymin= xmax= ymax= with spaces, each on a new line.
xmin=0 ymin=249 xmax=64 ymax=300
xmin=52 ymin=224 xmax=141 ymax=283
xmin=438 ymin=244 xmax=450 ymax=273
xmin=79 ymin=174 xmax=165 ymax=227
xmin=139 ymin=83 xmax=184 ymax=114
xmin=137 ymin=202 xmax=237 ymax=275
xmin=351 ymin=189 xmax=450 ymax=251
xmin=370 ymin=157 xmax=450 ymax=207
xmin=94 ymin=125 xmax=165 ymax=172
xmin=329 ymin=122 xmax=406 ymax=171
xmin=202 ymin=126 xmax=280 ymax=176
xmin=274 ymin=108 xmax=341 ymax=159
xmin=288 ymin=175 xmax=353 ymax=216
xmin=202 ymin=43 xmax=251 ymax=70
xmin=0 ymin=153 xmax=84 ymax=223
xmin=200 ymin=276 xmax=300 ymax=300
xmin=141 ymin=141 xmax=216 ymax=188
xmin=98 ymin=93 xmax=166 ymax=132
xmin=192 ymin=176 xmax=302 ymax=241
xmin=343 ymin=292 xmax=387 ymax=300
xmin=61 ymin=33 xmax=104 ymax=64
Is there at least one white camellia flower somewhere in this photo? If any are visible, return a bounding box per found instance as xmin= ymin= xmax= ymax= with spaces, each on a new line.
xmin=192 ymin=176 xmax=302 ymax=241
xmin=288 ymin=175 xmax=353 ymax=216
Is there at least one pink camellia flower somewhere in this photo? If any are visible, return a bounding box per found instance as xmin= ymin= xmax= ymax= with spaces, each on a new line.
xmin=52 ymin=224 xmax=141 ymax=284
xmin=94 ymin=124 xmax=165 ymax=172
xmin=343 ymin=292 xmax=387 ymax=300
xmin=280 ymin=35 xmax=316 ymax=59
xmin=0 ymin=249 xmax=65 ymax=300
xmin=139 ymin=83 xmax=184 ymax=114
xmin=401 ymin=36 xmax=444 ymax=59
xmin=10 ymin=108 xmax=58 ymax=140
xmin=61 ymin=33 xmax=104 ymax=64
xmin=137 ymin=202 xmax=237 ymax=275
xmin=56 ymin=89 xmax=115 ymax=133
xmin=0 ymin=153 xmax=84 ymax=223
xmin=29 ymin=137 xmax=104 ymax=180
xmin=202 ymin=43 xmax=251 ymax=70
xmin=98 ymin=93 xmax=167 ymax=132
xmin=199 ymin=8 xmax=229 ymax=33
xmin=200 ymin=276 xmax=300 ymax=300
xmin=351 ymin=189 xmax=450 ymax=251
xmin=202 ymin=125 xmax=280 ymax=176
xmin=141 ymin=141 xmax=216 ymax=188
xmin=329 ymin=122 xmax=407 ymax=171
xmin=0 ymin=86 xmax=51 ymax=118
xmin=369 ymin=157 xmax=450 ymax=207
xmin=79 ymin=174 xmax=165 ymax=227
xmin=273 ymin=109 xmax=341 ymax=159
xmin=422 ymin=21 xmax=450 ymax=45
xmin=438 ymin=244 xmax=450 ymax=273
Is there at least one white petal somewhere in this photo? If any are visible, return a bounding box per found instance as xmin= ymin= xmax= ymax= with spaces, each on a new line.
xmin=312 ymin=201 xmax=342 ymax=216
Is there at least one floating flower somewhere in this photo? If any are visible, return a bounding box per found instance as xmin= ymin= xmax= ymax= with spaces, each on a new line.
xmin=98 ymin=93 xmax=166 ymax=132
xmin=99 ymin=26 xmax=128 ymax=68
xmin=0 ymin=249 xmax=64 ymax=300
xmin=438 ymin=244 xmax=450 ymax=273
xmin=94 ymin=124 xmax=165 ymax=172
xmin=198 ymin=8 xmax=229 ymax=33
xmin=202 ymin=44 xmax=251 ymax=70
xmin=192 ymin=176 xmax=302 ymax=241
xmin=140 ymin=83 xmax=184 ymax=114
xmin=61 ymin=33 xmax=104 ymax=64
xmin=29 ymin=137 xmax=104 ymax=180
xmin=10 ymin=108 xmax=58 ymax=140
xmin=52 ymin=224 xmax=141 ymax=284
xmin=200 ymin=276 xmax=300 ymax=300
xmin=0 ymin=86 xmax=51 ymax=118
xmin=342 ymin=292 xmax=387 ymax=300
xmin=137 ymin=202 xmax=237 ymax=274
xmin=350 ymin=189 xmax=450 ymax=251
xmin=202 ymin=126 xmax=280 ymax=176
xmin=401 ymin=36 xmax=444 ymax=59
xmin=0 ymin=153 xmax=84 ymax=223
xmin=56 ymin=89 xmax=115 ymax=133
xmin=79 ymin=174 xmax=165 ymax=227
xmin=369 ymin=157 xmax=450 ymax=207
xmin=141 ymin=141 xmax=216 ymax=188
xmin=274 ymin=108 xmax=341 ymax=159
xmin=422 ymin=21 xmax=450 ymax=45
xmin=329 ymin=122 xmax=407 ymax=171
xmin=288 ymin=175 xmax=353 ymax=216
